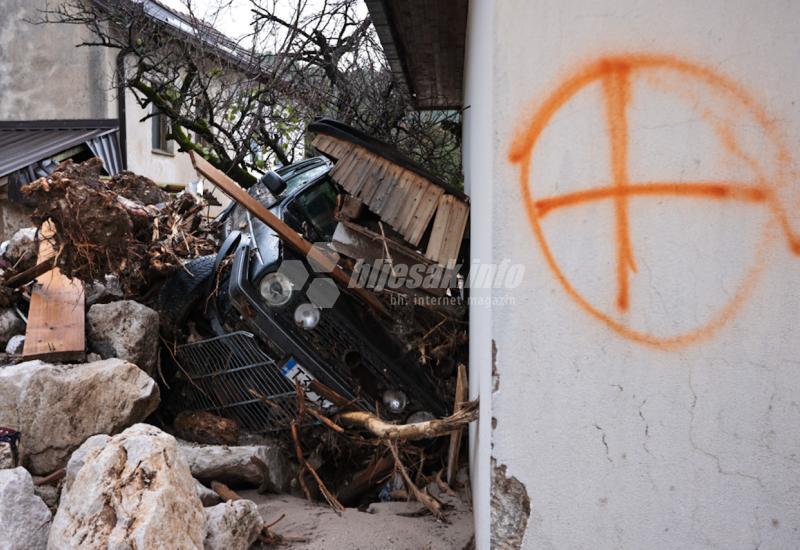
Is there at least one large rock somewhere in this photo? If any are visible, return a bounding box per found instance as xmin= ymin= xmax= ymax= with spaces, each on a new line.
xmin=177 ymin=440 xmax=292 ymax=493
xmin=84 ymin=276 xmax=124 ymax=307
xmin=203 ymin=500 xmax=262 ymax=550
xmin=3 ymin=227 xmax=37 ymax=271
xmin=48 ymin=424 xmax=205 ymax=550
xmin=0 ymin=308 xmax=24 ymax=349
xmin=0 ymin=359 xmax=160 ymax=474
xmin=87 ymin=301 xmax=160 ymax=376
xmin=63 ymin=434 xmax=111 ymax=491
xmin=0 ymin=467 xmax=52 ymax=550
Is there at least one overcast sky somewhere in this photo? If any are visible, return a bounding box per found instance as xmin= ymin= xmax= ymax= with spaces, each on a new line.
xmin=160 ymin=0 xmax=258 ymax=43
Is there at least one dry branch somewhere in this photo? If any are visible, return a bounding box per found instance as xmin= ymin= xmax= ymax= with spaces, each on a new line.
xmin=337 ymin=400 xmax=478 ymax=441
xmin=387 ymin=441 xmax=444 ymax=520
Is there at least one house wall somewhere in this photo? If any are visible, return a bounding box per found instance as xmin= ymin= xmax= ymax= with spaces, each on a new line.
xmin=478 ymin=0 xmax=800 ymax=548
xmin=0 ymin=1 xmax=199 ymax=188
xmin=123 ymin=85 xmax=199 ymax=186
xmin=0 ymin=0 xmax=115 ymax=120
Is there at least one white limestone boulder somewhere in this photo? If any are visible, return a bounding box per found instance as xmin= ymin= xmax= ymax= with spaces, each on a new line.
xmin=177 ymin=440 xmax=292 ymax=492
xmin=48 ymin=424 xmax=205 ymax=550
xmin=0 ymin=467 xmax=52 ymax=550
xmin=0 ymin=358 xmax=160 ymax=474
xmin=203 ymin=499 xmax=262 ymax=550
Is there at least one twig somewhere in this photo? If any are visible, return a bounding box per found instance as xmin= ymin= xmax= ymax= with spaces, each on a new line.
xmin=292 ymin=384 xmax=345 ymax=513
xmin=210 ymin=480 xmax=241 ymax=502
xmin=378 ymin=221 xmax=397 ymax=278
xmin=305 ymin=405 xmax=344 ymax=433
xmin=386 ymin=441 xmax=444 ymax=520
xmin=435 ymin=469 xmax=457 ymax=497
xmin=290 ymin=421 xmax=313 ymax=503
xmin=3 ymin=256 xmax=55 ymax=288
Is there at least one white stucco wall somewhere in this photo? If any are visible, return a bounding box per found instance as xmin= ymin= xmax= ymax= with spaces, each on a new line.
xmin=482 ymin=0 xmax=800 ymax=548
xmin=124 ymin=86 xmax=199 ymax=186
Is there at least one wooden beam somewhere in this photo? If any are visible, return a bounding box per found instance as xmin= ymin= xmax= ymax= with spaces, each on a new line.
xmin=189 ymin=152 xmax=386 ymax=315
xmin=22 ymin=221 xmax=85 ymax=363
xmin=446 ymin=363 xmax=468 ymax=485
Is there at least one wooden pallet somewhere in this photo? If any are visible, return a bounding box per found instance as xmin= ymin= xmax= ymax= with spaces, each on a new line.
xmin=313 ymin=134 xmax=468 ymax=265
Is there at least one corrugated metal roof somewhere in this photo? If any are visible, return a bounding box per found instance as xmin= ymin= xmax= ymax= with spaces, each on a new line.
xmin=0 ymin=120 xmax=120 ymax=178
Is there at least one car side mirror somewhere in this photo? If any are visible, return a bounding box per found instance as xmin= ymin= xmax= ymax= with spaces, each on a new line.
xmin=260 ymin=171 xmax=287 ymax=196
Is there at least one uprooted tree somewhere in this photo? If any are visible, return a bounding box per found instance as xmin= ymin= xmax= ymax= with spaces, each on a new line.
xmin=39 ymin=0 xmax=462 ymax=188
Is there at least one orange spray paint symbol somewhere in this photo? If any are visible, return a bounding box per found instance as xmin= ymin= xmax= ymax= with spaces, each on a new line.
xmin=509 ymin=54 xmax=800 ymax=349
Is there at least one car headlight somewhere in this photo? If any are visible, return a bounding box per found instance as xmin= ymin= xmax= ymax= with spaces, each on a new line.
xmin=382 ymin=389 xmax=408 ymax=414
xmin=259 ymin=271 xmax=293 ymax=306
xmin=294 ymin=303 xmax=321 ymax=330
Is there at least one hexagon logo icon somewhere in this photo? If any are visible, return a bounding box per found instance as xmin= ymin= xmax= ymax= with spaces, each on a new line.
xmin=306 ymin=276 xmax=340 ymax=309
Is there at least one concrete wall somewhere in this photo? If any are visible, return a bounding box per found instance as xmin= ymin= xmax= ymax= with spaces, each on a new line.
xmin=0 ymin=0 xmax=115 ymax=120
xmin=479 ymin=0 xmax=800 ymax=548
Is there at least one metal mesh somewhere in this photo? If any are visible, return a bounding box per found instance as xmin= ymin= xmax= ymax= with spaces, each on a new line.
xmin=176 ymin=331 xmax=297 ymax=431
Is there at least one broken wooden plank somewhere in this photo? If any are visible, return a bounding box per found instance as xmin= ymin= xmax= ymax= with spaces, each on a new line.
xmin=435 ymin=198 xmax=469 ymax=265
xmin=331 ymin=221 xmax=447 ymax=296
xmin=398 ymin=176 xmax=430 ymax=238
xmin=425 ymin=194 xmax=453 ymax=263
xmin=22 ymin=221 xmax=85 ymax=362
xmin=407 ymin=184 xmax=445 ymax=247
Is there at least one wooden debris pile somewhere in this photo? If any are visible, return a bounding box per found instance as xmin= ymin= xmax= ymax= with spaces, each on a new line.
xmin=20 ymin=158 xmax=219 ymax=296
xmin=310 ymin=120 xmax=469 ymax=376
xmin=310 ymin=119 xmax=469 ymax=267
xmin=283 ymin=370 xmax=474 ymax=520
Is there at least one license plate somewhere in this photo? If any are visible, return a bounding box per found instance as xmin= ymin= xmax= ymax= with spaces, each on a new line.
xmin=280 ymin=358 xmax=334 ymax=409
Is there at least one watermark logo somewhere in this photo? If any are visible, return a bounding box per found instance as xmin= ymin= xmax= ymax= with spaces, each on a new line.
xmin=271 ymin=241 xmax=524 ymax=309
xmin=348 ymin=258 xmax=524 ymax=292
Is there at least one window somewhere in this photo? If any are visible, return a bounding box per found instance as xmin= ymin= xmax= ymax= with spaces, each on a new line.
xmin=151 ymin=108 xmax=173 ymax=154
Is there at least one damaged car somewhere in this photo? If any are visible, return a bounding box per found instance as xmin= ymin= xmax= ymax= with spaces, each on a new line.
xmin=160 ymin=144 xmax=452 ymax=432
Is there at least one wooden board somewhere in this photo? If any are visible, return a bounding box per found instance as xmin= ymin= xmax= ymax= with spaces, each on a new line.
xmin=446 ymin=364 xmax=468 ymax=486
xmin=436 ymin=198 xmax=469 ymax=265
xmin=407 ymin=184 xmax=445 ymax=246
xmin=425 ymin=194 xmax=452 ymax=262
xmin=331 ymin=221 xmax=446 ymax=296
xmin=22 ymin=221 xmax=86 ymax=362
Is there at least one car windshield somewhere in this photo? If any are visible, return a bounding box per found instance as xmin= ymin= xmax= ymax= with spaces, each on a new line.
xmin=291 ymin=178 xmax=339 ymax=241
xmin=281 ymin=162 xmax=330 ymax=195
